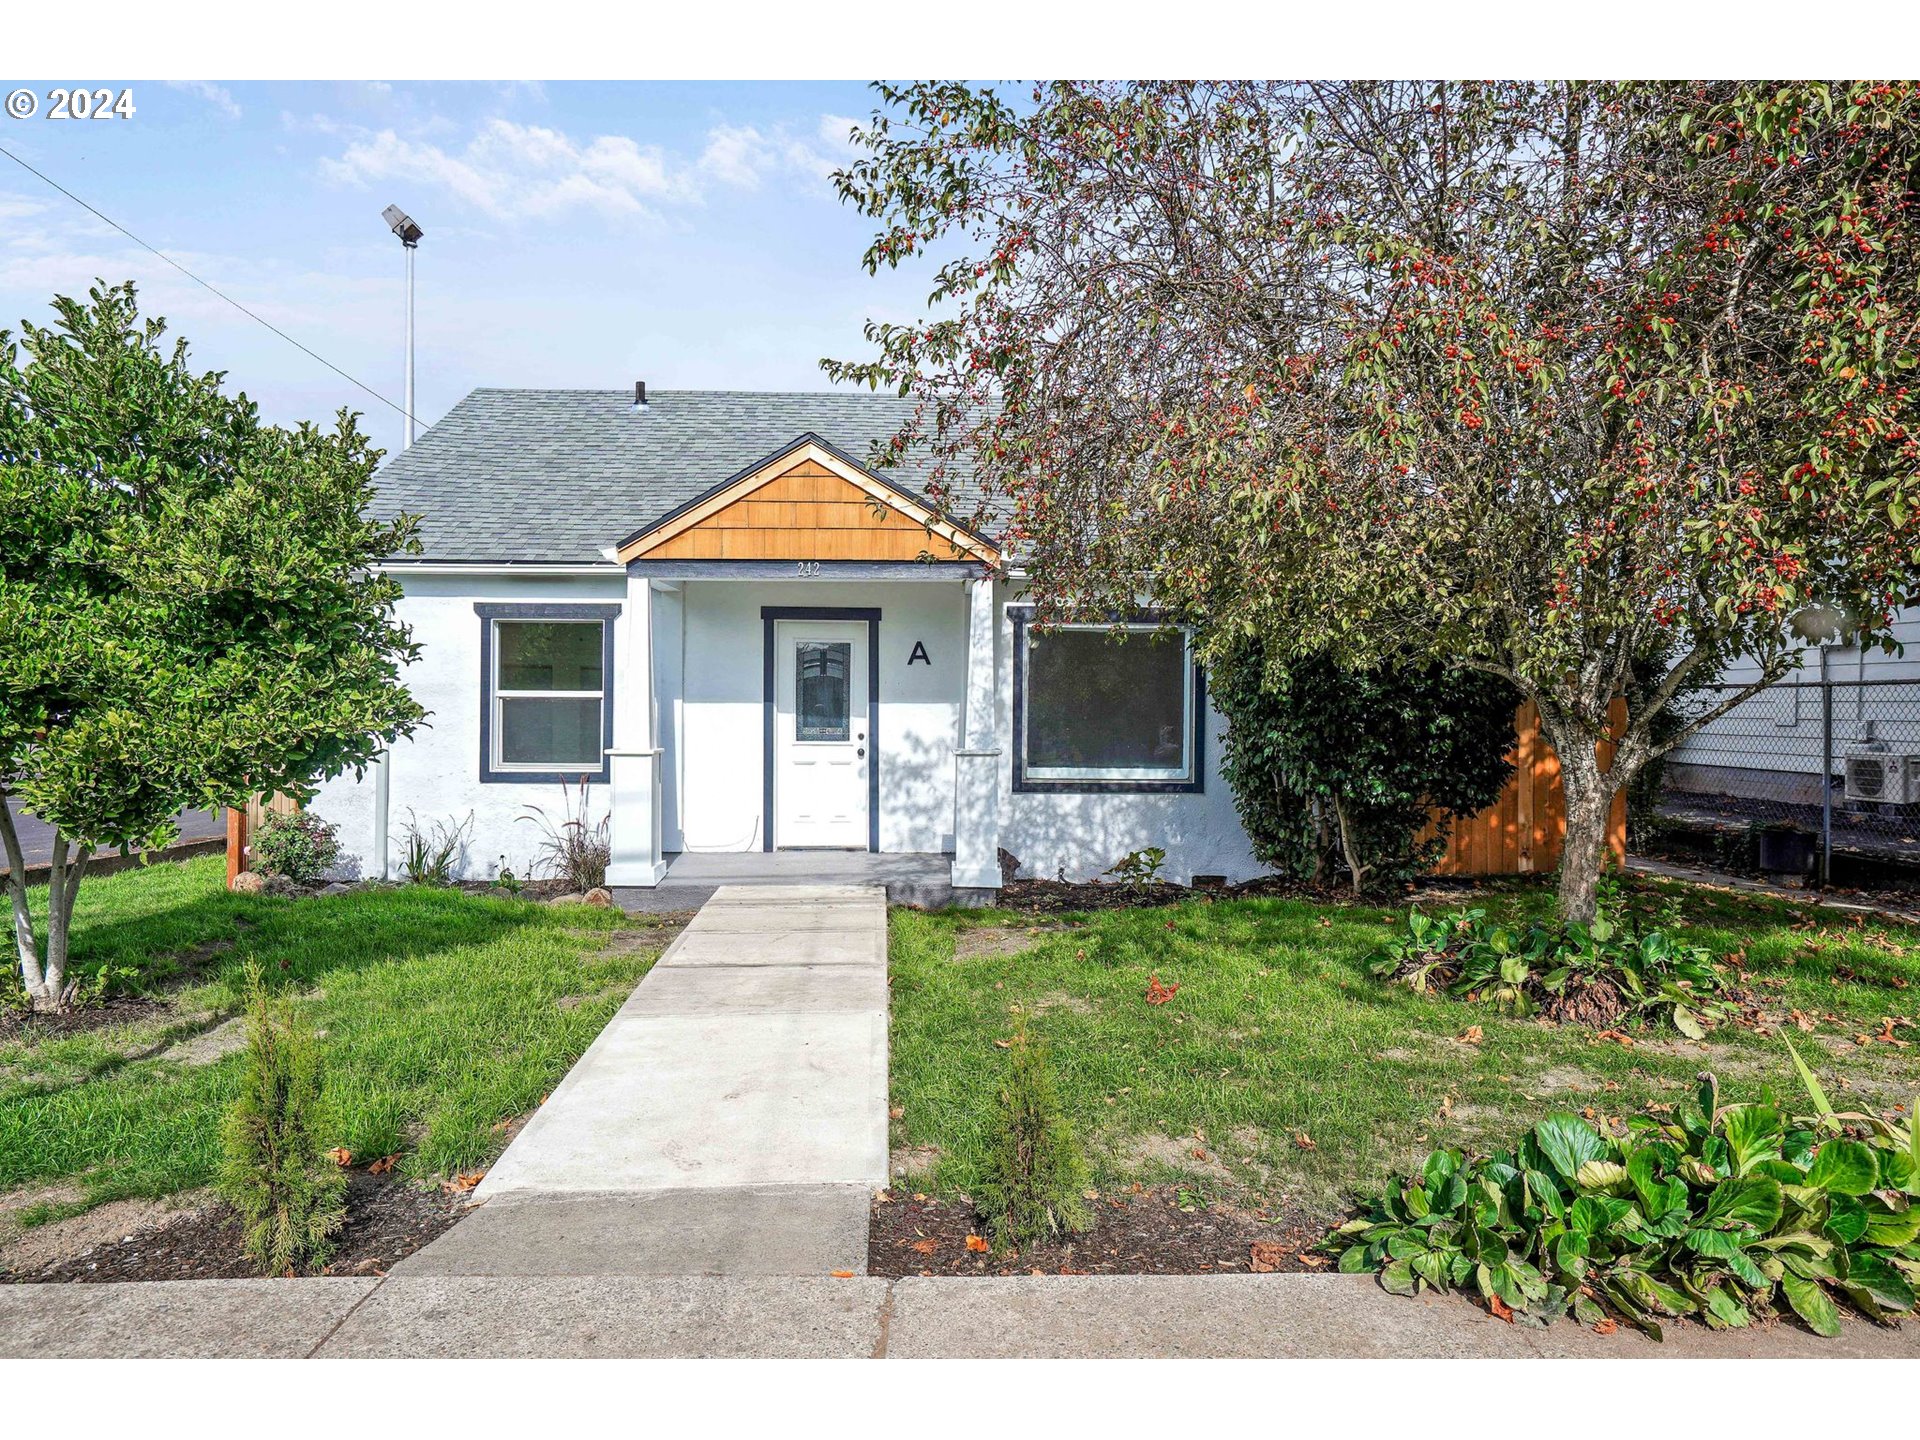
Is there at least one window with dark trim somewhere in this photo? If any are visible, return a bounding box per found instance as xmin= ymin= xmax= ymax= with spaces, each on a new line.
xmin=476 ymin=603 xmax=619 ymax=783
xmin=1010 ymin=607 xmax=1204 ymax=794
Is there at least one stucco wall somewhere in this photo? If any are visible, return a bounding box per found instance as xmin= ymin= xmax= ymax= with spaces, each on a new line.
xmin=308 ymin=571 xmax=626 ymax=882
xmin=310 ymin=571 xmax=1265 ymax=888
xmin=668 ymin=579 xmax=967 ymax=855
xmin=992 ymin=582 xmax=1261 ymax=886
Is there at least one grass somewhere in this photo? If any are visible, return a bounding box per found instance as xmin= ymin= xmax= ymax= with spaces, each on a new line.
xmin=0 ymin=855 xmax=668 ymax=1220
xmin=888 ymin=874 xmax=1920 ymax=1218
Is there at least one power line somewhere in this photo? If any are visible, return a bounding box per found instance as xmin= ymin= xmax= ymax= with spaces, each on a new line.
xmin=0 ymin=142 xmax=416 ymax=425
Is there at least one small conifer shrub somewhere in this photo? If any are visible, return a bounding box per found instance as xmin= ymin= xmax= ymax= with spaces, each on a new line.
xmin=219 ymin=963 xmax=347 ymax=1275
xmin=976 ymin=1022 xmax=1090 ymax=1249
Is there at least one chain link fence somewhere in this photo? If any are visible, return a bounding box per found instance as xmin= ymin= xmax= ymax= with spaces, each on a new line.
xmin=1655 ymin=679 xmax=1920 ymax=885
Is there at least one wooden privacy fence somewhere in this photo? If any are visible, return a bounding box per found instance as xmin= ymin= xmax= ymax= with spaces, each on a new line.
xmin=1422 ymin=699 xmax=1628 ymax=877
xmin=225 ymin=792 xmax=298 ymax=887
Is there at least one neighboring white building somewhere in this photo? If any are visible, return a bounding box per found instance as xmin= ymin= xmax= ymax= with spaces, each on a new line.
xmin=311 ymin=388 xmax=1259 ymax=903
xmin=1665 ymin=616 xmax=1920 ymax=811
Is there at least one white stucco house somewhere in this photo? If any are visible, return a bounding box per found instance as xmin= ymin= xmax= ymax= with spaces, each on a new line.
xmin=310 ymin=387 xmax=1260 ymax=905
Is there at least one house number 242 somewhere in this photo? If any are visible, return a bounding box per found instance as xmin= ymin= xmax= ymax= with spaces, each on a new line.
xmin=796 ymin=561 xmax=822 ymax=577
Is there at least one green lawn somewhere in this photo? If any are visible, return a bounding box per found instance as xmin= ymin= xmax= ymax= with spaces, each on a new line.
xmin=888 ymin=876 xmax=1920 ymax=1218
xmin=1 ymin=855 xmax=668 ymax=1222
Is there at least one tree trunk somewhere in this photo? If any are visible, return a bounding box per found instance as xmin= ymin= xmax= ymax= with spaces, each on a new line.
xmin=1331 ymin=794 xmax=1369 ymax=898
xmin=1534 ymin=707 xmax=1619 ymax=926
xmin=0 ymin=796 xmax=88 ymax=1012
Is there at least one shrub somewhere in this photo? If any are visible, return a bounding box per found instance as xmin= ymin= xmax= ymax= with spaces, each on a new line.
xmin=1330 ymin=1065 xmax=1920 ymax=1340
xmin=1370 ymin=881 xmax=1733 ymax=1036
xmin=1103 ymin=847 xmax=1166 ymax=893
xmin=974 ymin=1023 xmax=1090 ymax=1249
xmin=218 ymin=962 xmax=347 ymax=1276
xmin=396 ymin=810 xmax=471 ymax=886
xmin=519 ymin=779 xmax=611 ymax=892
xmin=1212 ymin=639 xmax=1518 ymax=893
xmin=250 ymin=810 xmax=340 ymax=886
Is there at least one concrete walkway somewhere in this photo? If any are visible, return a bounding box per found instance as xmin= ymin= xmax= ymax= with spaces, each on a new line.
xmin=5 ymin=1273 xmax=1915 ymax=1358
xmin=392 ymin=883 xmax=889 ymax=1279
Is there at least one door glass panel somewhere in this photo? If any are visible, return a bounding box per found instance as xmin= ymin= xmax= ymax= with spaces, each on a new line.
xmin=795 ymin=641 xmax=852 ymax=742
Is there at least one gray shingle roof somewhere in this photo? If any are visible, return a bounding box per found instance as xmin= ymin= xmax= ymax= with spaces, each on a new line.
xmin=373 ymin=388 xmax=984 ymax=564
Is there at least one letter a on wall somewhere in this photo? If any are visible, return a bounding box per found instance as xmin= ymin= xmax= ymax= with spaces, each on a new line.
xmin=908 ymin=641 xmax=931 ymax=666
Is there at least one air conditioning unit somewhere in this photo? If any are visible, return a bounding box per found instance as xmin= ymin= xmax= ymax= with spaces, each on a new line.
xmin=1843 ymin=747 xmax=1920 ymax=806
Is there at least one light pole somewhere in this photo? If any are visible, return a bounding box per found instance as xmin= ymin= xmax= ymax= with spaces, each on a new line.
xmin=373 ymin=204 xmax=423 ymax=880
xmin=382 ymin=204 xmax=424 ymax=447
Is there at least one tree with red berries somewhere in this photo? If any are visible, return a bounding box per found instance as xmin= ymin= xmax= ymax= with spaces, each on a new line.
xmin=827 ymin=81 xmax=1920 ymax=922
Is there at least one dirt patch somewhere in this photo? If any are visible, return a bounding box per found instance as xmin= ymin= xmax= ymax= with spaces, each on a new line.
xmin=151 ymin=1015 xmax=246 ymax=1066
xmin=1033 ymin=990 xmax=1094 ymax=1015
xmin=2 ymin=1170 xmax=467 ymax=1283
xmin=1117 ymin=1132 xmax=1238 ymax=1186
xmin=890 ymin=1144 xmax=942 ymax=1179
xmin=1 ymin=1189 xmax=214 ymax=1277
xmin=953 ymin=926 xmax=1060 ymax=960
xmin=870 ymin=1185 xmax=1333 ymax=1276
xmin=1532 ymin=1066 xmax=1607 ymax=1093
xmin=0 ymin=994 xmax=171 ymax=1046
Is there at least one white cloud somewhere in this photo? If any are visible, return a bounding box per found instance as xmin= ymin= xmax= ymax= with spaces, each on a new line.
xmin=165 ymin=81 xmax=242 ymax=120
xmin=320 ymin=117 xmax=696 ymax=221
xmin=317 ymin=109 xmax=856 ymax=222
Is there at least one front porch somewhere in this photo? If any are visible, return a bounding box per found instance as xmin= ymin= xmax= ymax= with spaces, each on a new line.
xmin=613 ymin=849 xmax=959 ymax=912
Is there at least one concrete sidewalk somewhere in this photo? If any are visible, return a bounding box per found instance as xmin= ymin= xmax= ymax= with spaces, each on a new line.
xmin=393 ymin=883 xmax=889 ymax=1278
xmin=5 ymin=1273 xmax=1915 ymax=1358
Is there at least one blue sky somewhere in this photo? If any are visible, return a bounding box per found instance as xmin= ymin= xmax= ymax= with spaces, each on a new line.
xmin=0 ymin=80 xmax=935 ymax=456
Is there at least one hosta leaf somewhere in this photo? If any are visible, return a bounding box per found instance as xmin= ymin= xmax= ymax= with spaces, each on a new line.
xmin=1705 ymin=1285 xmax=1752 ymax=1329
xmin=1847 ymin=1253 xmax=1916 ymax=1313
xmin=1411 ymin=1250 xmax=1452 ymax=1288
xmin=1672 ymin=1005 xmax=1705 ymax=1041
xmin=1862 ymin=1198 xmax=1920 ymax=1248
xmin=1429 ymin=1173 xmax=1467 ymax=1216
xmin=1701 ymin=1175 xmax=1783 ymax=1232
xmin=1825 ymin=1194 xmax=1869 ymax=1245
xmin=1806 ymin=1139 xmax=1878 ymax=1196
xmin=1338 ymin=1245 xmax=1372 ymax=1274
xmin=1533 ymin=1113 xmax=1609 ymax=1185
xmin=1422 ymin=1149 xmax=1459 ymax=1190
xmin=1576 ymin=1160 xmax=1631 ymax=1194
xmin=1380 ymin=1259 xmax=1418 ymax=1296
xmin=1781 ymin=1271 xmax=1842 ymax=1337
xmin=1721 ymin=1105 xmax=1784 ymax=1174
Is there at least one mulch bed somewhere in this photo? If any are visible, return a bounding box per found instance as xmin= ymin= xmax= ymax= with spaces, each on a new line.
xmin=869 ymin=1185 xmax=1334 ymax=1277
xmin=0 ymin=993 xmax=172 ymax=1045
xmin=5 ymin=1170 xmax=467 ymax=1284
xmin=993 ymin=872 xmax=1513 ymax=917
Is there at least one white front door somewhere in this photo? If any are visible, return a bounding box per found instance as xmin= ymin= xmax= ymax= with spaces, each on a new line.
xmin=773 ymin=621 xmax=869 ymax=848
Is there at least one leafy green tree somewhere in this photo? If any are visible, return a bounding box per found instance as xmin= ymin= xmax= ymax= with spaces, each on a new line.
xmin=828 ymin=81 xmax=1920 ymax=922
xmin=1212 ymin=642 xmax=1518 ymax=894
xmin=0 ymin=282 xmax=423 ymax=1009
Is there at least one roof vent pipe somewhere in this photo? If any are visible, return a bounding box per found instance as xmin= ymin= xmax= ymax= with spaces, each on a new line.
xmin=633 ymin=380 xmax=648 ymax=411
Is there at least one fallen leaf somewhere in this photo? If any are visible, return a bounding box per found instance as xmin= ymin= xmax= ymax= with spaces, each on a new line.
xmin=326 ymin=1147 xmax=353 ymax=1168
xmin=829 ymin=1270 xmax=855 ymax=1278
xmin=1294 ymin=1132 xmax=1316 ymax=1150
xmin=1249 ymin=1241 xmax=1288 ymax=1273
xmin=442 ymin=1170 xmax=485 ymax=1194
xmin=889 ymin=1105 xmax=905 ymax=1120
xmin=1593 ymin=1316 xmax=1618 ymax=1336
xmin=910 ymin=1238 xmax=938 ymax=1256
xmin=1488 ymin=1294 xmax=1514 ymax=1323
xmin=1145 ymin=973 xmax=1181 ymax=1005
xmin=965 ymin=1234 xmax=991 ymax=1253
xmin=368 ymin=1152 xmax=401 ymax=1176
xmin=1594 ymin=1028 xmax=1635 ymax=1048
xmin=1459 ymin=1025 xmax=1484 ymax=1046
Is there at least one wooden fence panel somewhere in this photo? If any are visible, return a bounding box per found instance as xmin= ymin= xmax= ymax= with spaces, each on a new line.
xmin=1422 ymin=699 xmax=1627 ymax=877
xmin=226 ymin=792 xmax=298 ymax=886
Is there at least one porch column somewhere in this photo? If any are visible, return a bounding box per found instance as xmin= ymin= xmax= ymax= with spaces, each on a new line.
xmin=951 ymin=574 xmax=1002 ymax=892
xmin=606 ymin=568 xmax=667 ymax=888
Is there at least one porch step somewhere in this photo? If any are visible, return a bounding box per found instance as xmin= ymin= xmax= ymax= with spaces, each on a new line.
xmin=615 ymin=850 xmax=958 ymax=912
